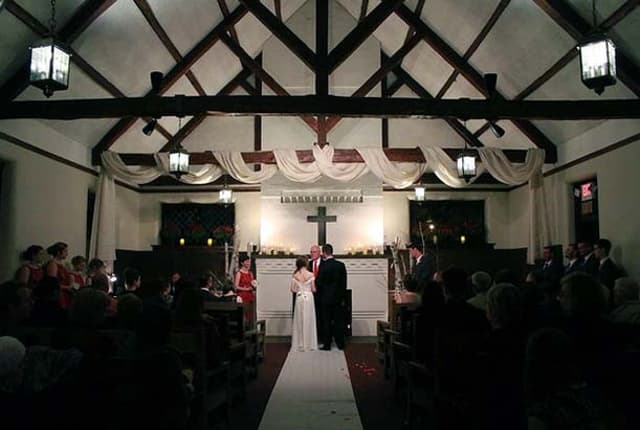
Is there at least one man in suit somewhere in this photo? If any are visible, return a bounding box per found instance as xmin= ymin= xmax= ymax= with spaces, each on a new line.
xmin=577 ymin=240 xmax=599 ymax=277
xmin=538 ymin=245 xmax=564 ymax=285
xmin=407 ymin=242 xmax=434 ymax=289
xmin=316 ymin=244 xmax=347 ymax=350
xmin=309 ymin=245 xmax=323 ymax=336
xmin=594 ymin=238 xmax=620 ymax=307
xmin=564 ymin=243 xmax=581 ymax=275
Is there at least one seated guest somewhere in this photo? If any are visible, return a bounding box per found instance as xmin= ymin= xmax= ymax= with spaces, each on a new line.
xmin=69 ymin=256 xmax=87 ymax=290
xmin=577 ymin=240 xmax=599 ymax=277
xmin=467 ymin=271 xmax=492 ymax=311
xmin=0 ymin=336 xmax=84 ymax=429
xmin=138 ymin=279 xmax=170 ymax=309
xmin=0 ymin=282 xmax=33 ymax=335
xmin=14 ymin=245 xmax=46 ymax=289
xmin=118 ymin=268 xmax=142 ymax=296
xmin=482 ymin=283 xmax=527 ymax=430
xmin=69 ymin=288 xmax=108 ymax=329
xmin=610 ymin=277 xmax=640 ymax=325
xmin=127 ymin=304 xmax=191 ymax=430
xmin=563 ymin=243 xmax=581 ymax=275
xmin=525 ymin=328 xmax=607 ymax=430
xmin=45 ymin=242 xmax=72 ymax=310
xmin=116 ymin=293 xmax=143 ymax=330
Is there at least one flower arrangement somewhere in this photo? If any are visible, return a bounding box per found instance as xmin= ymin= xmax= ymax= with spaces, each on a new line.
xmin=186 ymin=223 xmax=208 ymax=245
xmin=212 ymin=224 xmax=234 ymax=244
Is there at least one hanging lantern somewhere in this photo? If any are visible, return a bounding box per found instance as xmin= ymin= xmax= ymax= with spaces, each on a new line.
xmin=579 ymin=34 xmax=616 ymax=95
xmin=414 ymin=184 xmax=425 ymax=201
xmin=29 ymin=1 xmax=70 ymax=97
xmin=169 ymin=143 xmax=190 ymax=178
xmin=219 ymin=186 xmax=233 ymax=204
xmin=456 ymin=150 xmax=476 ymax=182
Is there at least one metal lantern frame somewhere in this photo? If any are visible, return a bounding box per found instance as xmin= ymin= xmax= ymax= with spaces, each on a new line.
xmin=579 ymin=33 xmax=616 ymax=95
xmin=456 ymin=148 xmax=477 ymax=182
xmin=414 ymin=184 xmax=426 ymax=201
xmin=29 ymin=0 xmax=71 ymax=97
xmin=168 ymin=143 xmax=190 ymax=178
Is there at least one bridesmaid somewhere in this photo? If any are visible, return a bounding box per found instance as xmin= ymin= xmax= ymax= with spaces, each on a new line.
xmin=15 ymin=245 xmax=46 ymax=288
xmin=45 ymin=242 xmax=72 ymax=309
xmin=234 ymin=254 xmax=256 ymax=325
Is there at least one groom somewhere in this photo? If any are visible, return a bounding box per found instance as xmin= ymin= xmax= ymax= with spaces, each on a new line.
xmin=316 ymin=244 xmax=347 ymax=350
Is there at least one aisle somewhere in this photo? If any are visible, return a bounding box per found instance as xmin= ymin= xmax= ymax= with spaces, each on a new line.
xmin=258 ymin=348 xmax=363 ymax=430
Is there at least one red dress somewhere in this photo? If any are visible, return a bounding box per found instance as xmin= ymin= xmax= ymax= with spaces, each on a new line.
xmin=237 ymin=271 xmax=255 ymax=323
xmin=54 ymin=261 xmax=73 ymax=310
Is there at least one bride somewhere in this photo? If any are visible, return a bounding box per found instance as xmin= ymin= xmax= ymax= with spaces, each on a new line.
xmin=290 ymin=256 xmax=318 ymax=351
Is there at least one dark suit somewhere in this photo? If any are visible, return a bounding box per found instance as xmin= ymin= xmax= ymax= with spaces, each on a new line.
xmin=539 ymin=259 xmax=564 ymax=285
xmin=316 ymin=256 xmax=347 ymax=349
xmin=564 ymin=258 xmax=582 ymax=275
xmin=579 ymin=254 xmax=599 ymax=277
xmin=599 ymin=258 xmax=619 ymax=309
xmin=414 ymin=253 xmax=434 ymax=287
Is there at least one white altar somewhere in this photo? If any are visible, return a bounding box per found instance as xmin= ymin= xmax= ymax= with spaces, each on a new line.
xmin=256 ymin=257 xmax=388 ymax=336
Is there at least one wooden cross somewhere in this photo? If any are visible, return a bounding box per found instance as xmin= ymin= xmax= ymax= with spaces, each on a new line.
xmin=307 ymin=206 xmax=337 ymax=245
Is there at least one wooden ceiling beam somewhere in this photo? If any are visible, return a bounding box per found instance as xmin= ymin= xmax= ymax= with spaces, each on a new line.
xmin=327 ymin=0 xmax=403 ymax=73
xmin=325 ymin=32 xmax=423 ymax=131
xmin=240 ymin=0 xmax=317 ymax=70
xmin=219 ymin=32 xmax=318 ymax=132
xmin=394 ymin=4 xmax=558 ymax=161
xmin=390 ymin=62 xmax=485 ymax=149
xmin=359 ymin=0 xmax=369 ymax=22
xmin=91 ymin=4 xmax=249 ymax=162
xmin=217 ymin=0 xmax=240 ymax=43
xmin=4 ymin=95 xmax=639 ymax=122
xmin=117 ymin=147 xmax=533 ymax=166
xmin=436 ymin=0 xmax=511 ymax=99
xmin=403 ymin=0 xmax=426 ymax=45
xmin=1 ymin=0 xmax=117 ymax=101
xmin=133 ymin=0 xmax=206 ymax=95
xmin=533 ymin=0 xmax=640 ymax=97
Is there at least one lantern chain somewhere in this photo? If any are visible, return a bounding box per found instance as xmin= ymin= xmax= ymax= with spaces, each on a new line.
xmin=49 ymin=0 xmax=57 ymax=36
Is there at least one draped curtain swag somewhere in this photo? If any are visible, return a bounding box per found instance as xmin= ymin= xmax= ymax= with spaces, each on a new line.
xmin=94 ymin=147 xmax=547 ymax=263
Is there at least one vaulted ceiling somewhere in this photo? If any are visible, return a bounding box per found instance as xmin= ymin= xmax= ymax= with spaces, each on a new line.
xmin=1 ymin=0 xmax=639 ymax=183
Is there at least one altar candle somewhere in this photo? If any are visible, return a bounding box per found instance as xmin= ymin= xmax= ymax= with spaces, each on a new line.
xmin=460 ymin=235 xmax=466 ymax=245
xmin=207 ymin=238 xmax=213 ymax=247
xmin=224 ymin=242 xmax=229 ymax=275
xmin=179 ymin=238 xmax=185 ymax=246
xmin=433 ymin=235 xmax=438 ymax=244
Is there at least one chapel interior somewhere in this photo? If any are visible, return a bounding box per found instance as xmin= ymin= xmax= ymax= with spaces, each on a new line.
xmin=1 ymin=1 xmax=639 ymax=429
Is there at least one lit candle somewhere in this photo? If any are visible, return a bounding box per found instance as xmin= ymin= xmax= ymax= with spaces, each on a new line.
xmin=179 ymin=238 xmax=185 ymax=246
xmin=433 ymin=235 xmax=438 ymax=244
xmin=460 ymin=235 xmax=466 ymax=245
xmin=207 ymin=238 xmax=213 ymax=246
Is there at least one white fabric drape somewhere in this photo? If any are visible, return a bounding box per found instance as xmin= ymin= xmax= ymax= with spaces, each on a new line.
xmin=419 ymin=146 xmax=484 ymax=188
xmin=89 ymin=171 xmax=116 ymax=263
xmin=477 ymin=148 xmax=545 ymax=185
xmin=356 ymin=147 xmax=427 ymax=189
xmin=311 ymin=145 xmax=369 ymax=181
xmin=154 ymin=153 xmax=224 ymax=185
xmin=101 ymin=152 xmax=163 ymax=184
xmin=213 ymin=151 xmax=277 ymax=184
xmin=273 ymin=149 xmax=322 ymax=183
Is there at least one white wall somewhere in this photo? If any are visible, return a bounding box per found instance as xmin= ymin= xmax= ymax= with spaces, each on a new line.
xmin=0 ymin=136 xmax=140 ymax=280
xmin=383 ymin=190 xmax=510 ymax=248
xmin=508 ymin=141 xmax=640 ymax=280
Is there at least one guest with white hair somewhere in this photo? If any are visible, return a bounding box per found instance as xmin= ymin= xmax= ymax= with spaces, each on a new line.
xmin=610 ymin=277 xmax=640 ymax=325
xmin=467 ymin=271 xmax=492 ymax=311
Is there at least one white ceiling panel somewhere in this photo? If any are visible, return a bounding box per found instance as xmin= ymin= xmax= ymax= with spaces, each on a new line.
xmin=182 ymin=116 xmax=254 ymax=152
xmin=421 ymin=0 xmax=501 ymax=55
xmin=478 ymin=121 xmax=536 ymax=149
xmin=0 ymin=12 xmax=37 ymax=86
xmin=190 ymin=42 xmax=242 ymax=94
xmin=72 ymin=0 xmax=175 ymax=96
xmin=389 ymin=117 xmax=465 ymax=149
xmin=402 ymin=43 xmax=455 ymax=96
xmin=611 ymin=8 xmax=640 ymax=67
xmin=15 ymin=0 xmax=87 ymax=29
xmin=470 ymin=0 xmax=577 ymax=98
xmin=147 ymin=0 xmax=225 ymax=56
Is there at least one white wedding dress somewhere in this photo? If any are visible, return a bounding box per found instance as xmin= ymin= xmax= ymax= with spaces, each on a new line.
xmin=291 ymin=277 xmax=318 ymax=352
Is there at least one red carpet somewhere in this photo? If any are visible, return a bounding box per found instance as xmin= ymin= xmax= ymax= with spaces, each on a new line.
xmin=344 ymin=342 xmax=404 ymax=430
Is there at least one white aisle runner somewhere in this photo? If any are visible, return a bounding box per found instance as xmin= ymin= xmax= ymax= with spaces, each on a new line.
xmin=258 ymin=349 xmax=363 ymax=430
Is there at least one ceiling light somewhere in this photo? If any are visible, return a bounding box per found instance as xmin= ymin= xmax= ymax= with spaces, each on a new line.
xmin=142 ymin=118 xmax=157 ymax=136
xmin=414 ymin=184 xmax=425 ymax=201
xmin=219 ymin=186 xmax=233 ymax=204
xmin=489 ymin=122 xmax=505 ymax=138
xmin=168 ymin=117 xmax=189 ymax=178
xmin=456 ymin=120 xmax=477 ymax=183
xmin=579 ymin=1 xmax=616 ymax=95
xmin=29 ymin=0 xmax=70 ymax=97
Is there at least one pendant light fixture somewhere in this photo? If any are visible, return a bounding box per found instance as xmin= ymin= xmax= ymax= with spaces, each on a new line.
xmin=29 ymin=0 xmax=71 ymax=97
xmin=579 ymin=0 xmax=616 ymax=95
xmin=168 ymin=117 xmax=190 ymax=178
